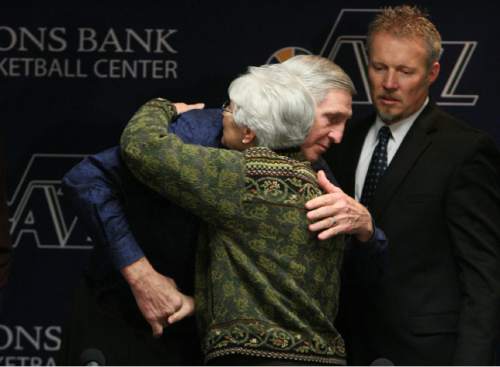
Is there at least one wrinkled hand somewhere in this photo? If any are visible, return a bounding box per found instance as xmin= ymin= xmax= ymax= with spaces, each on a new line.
xmin=121 ymin=257 xmax=195 ymax=337
xmin=306 ymin=170 xmax=373 ymax=241
xmin=173 ymin=102 xmax=205 ymax=114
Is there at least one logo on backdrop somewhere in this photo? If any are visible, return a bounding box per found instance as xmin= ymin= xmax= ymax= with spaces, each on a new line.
xmin=0 ymin=324 xmax=61 ymax=366
xmin=0 ymin=27 xmax=178 ymax=79
xmin=8 ymin=154 xmax=93 ymax=250
xmin=268 ymin=8 xmax=478 ymax=106
xmin=267 ymin=47 xmax=312 ymax=64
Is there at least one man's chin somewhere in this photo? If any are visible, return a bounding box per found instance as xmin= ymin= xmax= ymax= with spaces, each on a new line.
xmin=376 ymin=108 xmax=401 ymax=124
xmin=303 ymin=150 xmax=319 ymax=163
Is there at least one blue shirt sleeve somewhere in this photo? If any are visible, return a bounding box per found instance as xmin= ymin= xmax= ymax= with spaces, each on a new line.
xmin=62 ymin=147 xmax=145 ymax=270
xmin=367 ymin=224 xmax=388 ymax=252
xmin=63 ymin=108 xmax=223 ymax=270
xmin=170 ymin=108 xmax=222 ymax=147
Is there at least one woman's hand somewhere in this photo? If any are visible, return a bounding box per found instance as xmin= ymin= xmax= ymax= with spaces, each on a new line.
xmin=173 ymin=102 xmax=205 ymax=114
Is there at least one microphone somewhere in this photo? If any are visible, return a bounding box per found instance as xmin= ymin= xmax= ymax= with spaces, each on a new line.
xmin=79 ymin=348 xmax=106 ymax=366
xmin=371 ymin=358 xmax=394 ymax=366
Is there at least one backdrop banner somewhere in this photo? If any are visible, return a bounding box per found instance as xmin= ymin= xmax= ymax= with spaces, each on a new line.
xmin=1 ymin=1 xmax=498 ymax=364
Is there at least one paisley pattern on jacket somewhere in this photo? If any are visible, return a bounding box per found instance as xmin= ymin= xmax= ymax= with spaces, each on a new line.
xmin=121 ymin=98 xmax=345 ymax=365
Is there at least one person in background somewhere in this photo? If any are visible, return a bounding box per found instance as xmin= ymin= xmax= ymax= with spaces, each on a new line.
xmin=306 ymin=5 xmax=500 ymax=365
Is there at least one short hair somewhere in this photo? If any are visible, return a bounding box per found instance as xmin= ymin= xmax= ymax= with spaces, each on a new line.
xmin=367 ymin=5 xmax=442 ymax=67
xmin=280 ymin=55 xmax=356 ymax=106
xmin=228 ymin=64 xmax=315 ymax=150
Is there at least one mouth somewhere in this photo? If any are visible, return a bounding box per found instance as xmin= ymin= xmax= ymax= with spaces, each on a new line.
xmin=379 ymin=95 xmax=400 ymax=106
xmin=317 ymin=143 xmax=329 ymax=152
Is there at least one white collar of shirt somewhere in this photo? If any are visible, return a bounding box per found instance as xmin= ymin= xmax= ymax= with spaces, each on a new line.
xmin=354 ymin=98 xmax=429 ymax=201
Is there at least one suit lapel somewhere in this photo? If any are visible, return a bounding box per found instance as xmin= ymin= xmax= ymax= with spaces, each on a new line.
xmin=370 ymin=104 xmax=438 ymax=221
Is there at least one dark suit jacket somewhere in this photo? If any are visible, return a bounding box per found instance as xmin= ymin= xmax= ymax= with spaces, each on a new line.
xmin=326 ymin=103 xmax=500 ymax=365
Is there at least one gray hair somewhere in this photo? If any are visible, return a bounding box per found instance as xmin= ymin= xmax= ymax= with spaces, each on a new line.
xmin=280 ymin=55 xmax=356 ymax=105
xmin=228 ymin=64 xmax=315 ymax=149
xmin=367 ymin=5 xmax=442 ymax=68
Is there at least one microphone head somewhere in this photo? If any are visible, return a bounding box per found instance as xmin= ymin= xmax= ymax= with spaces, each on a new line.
xmin=79 ymin=348 xmax=106 ymax=366
xmin=371 ymin=357 xmax=394 ymax=366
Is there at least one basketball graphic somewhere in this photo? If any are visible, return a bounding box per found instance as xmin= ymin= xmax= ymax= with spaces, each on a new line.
xmin=266 ymin=46 xmax=312 ymax=64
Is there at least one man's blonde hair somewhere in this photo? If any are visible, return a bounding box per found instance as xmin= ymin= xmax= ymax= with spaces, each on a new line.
xmin=367 ymin=5 xmax=442 ymax=68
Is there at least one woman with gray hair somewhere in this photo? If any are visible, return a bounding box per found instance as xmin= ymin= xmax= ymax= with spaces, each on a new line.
xmin=121 ymin=64 xmax=346 ymax=365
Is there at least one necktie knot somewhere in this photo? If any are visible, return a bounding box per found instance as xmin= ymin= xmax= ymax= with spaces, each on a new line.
xmin=378 ymin=126 xmax=391 ymax=144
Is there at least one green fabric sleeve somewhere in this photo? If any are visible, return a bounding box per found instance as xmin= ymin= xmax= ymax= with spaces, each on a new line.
xmin=120 ymin=98 xmax=246 ymax=224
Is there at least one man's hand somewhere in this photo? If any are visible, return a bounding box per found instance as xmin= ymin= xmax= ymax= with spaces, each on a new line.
xmin=173 ymin=102 xmax=205 ymax=114
xmin=306 ymin=170 xmax=374 ymax=242
xmin=121 ymin=257 xmax=195 ymax=337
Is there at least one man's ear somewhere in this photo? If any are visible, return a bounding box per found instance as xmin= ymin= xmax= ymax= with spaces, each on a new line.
xmin=428 ymin=61 xmax=440 ymax=85
xmin=242 ymin=128 xmax=256 ymax=145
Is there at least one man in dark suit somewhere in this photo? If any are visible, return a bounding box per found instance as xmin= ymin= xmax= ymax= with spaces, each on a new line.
xmin=306 ymin=5 xmax=500 ymax=365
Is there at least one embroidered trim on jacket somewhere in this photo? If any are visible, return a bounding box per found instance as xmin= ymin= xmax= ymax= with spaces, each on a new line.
xmin=244 ymin=147 xmax=322 ymax=204
xmin=204 ymin=319 xmax=346 ymax=365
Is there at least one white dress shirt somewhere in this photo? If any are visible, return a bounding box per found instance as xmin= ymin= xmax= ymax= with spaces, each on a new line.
xmin=355 ymin=98 xmax=429 ymax=201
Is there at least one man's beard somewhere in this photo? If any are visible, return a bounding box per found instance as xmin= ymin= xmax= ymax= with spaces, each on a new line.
xmin=371 ymin=90 xmax=403 ymax=124
xmin=378 ymin=110 xmax=400 ymax=123
xmin=376 ymin=104 xmax=404 ymax=124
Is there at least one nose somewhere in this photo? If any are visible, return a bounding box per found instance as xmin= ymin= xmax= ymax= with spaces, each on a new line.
xmin=328 ymin=127 xmax=344 ymax=144
xmin=382 ymin=69 xmax=398 ymax=91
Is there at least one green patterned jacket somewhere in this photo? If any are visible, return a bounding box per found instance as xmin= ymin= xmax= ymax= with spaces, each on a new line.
xmin=121 ymin=98 xmax=345 ymax=365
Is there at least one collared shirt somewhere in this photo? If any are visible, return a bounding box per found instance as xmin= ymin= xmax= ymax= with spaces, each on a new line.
xmin=355 ymin=98 xmax=429 ymax=200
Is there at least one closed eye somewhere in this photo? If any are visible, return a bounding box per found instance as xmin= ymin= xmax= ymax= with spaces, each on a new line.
xmin=326 ymin=113 xmax=350 ymax=125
